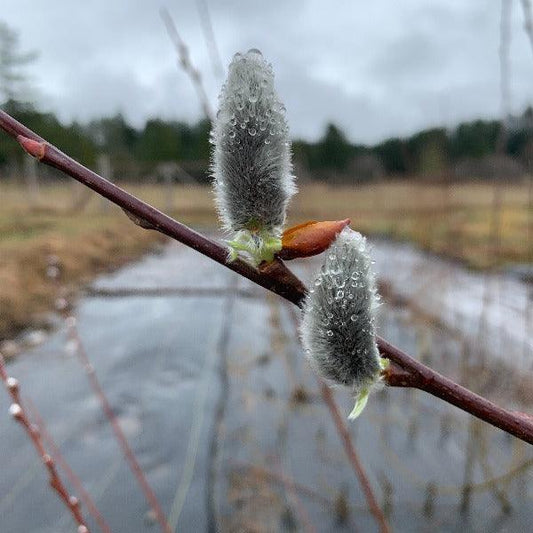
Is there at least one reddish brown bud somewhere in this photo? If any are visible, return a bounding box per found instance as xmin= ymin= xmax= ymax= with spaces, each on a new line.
xmin=17 ymin=135 xmax=46 ymax=160
xmin=278 ymin=219 xmax=351 ymax=260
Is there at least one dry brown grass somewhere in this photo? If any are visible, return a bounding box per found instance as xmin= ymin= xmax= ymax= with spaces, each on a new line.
xmin=289 ymin=180 xmax=531 ymax=269
xmin=0 ymin=182 xmax=175 ymax=339
xmin=0 ymin=179 xmax=530 ymax=340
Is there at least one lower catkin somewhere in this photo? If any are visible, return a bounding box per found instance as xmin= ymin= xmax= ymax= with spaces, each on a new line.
xmin=301 ymin=228 xmax=383 ymax=418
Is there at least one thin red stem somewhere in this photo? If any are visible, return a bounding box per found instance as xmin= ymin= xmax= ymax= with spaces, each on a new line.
xmin=66 ymin=321 xmax=172 ymax=533
xmin=0 ymin=110 xmax=532 ymax=445
xmin=319 ymin=382 xmax=391 ymax=533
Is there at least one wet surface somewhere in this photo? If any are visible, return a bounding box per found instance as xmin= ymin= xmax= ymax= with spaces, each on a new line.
xmin=0 ymin=240 xmax=532 ymax=532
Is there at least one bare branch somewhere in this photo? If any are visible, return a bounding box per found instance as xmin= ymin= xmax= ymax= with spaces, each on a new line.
xmin=65 ymin=318 xmax=173 ymax=533
xmin=318 ymin=382 xmax=391 ymax=532
xmin=196 ymin=0 xmax=224 ymax=78
xmin=500 ymin=0 xmax=513 ymax=124
xmin=521 ymin=0 xmax=533 ymax=56
xmin=1 ymin=109 xmax=533 ymax=446
xmin=160 ymin=7 xmax=215 ymax=121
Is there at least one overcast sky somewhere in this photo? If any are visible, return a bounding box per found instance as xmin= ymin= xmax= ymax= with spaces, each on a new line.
xmin=3 ymin=1 xmax=533 ymax=143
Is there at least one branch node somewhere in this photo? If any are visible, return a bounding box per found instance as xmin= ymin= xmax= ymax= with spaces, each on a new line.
xmin=382 ymin=363 xmax=418 ymax=388
xmin=17 ymin=135 xmax=46 ymax=160
xmin=121 ymin=208 xmax=157 ymax=230
xmin=258 ymin=258 xmax=307 ymax=298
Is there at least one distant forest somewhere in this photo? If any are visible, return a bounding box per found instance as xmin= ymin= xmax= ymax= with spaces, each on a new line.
xmin=1 ymin=99 xmax=532 ymax=183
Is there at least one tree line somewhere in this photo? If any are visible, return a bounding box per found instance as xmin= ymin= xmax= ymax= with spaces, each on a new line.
xmin=294 ymin=108 xmax=532 ymax=181
xmin=1 ymin=99 xmax=531 ymax=183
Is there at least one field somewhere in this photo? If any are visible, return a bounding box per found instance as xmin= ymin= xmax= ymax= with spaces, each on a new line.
xmin=0 ymin=178 xmax=531 ymax=341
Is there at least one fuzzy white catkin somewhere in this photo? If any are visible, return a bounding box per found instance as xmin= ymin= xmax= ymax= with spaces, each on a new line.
xmin=211 ymin=49 xmax=296 ymax=236
xmin=301 ymin=228 xmax=381 ymax=395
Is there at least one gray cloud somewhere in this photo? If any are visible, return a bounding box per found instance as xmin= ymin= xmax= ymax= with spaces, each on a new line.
xmin=3 ymin=1 xmax=533 ymax=143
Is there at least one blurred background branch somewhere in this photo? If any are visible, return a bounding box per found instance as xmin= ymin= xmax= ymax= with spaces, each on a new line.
xmin=160 ymin=7 xmax=215 ymax=121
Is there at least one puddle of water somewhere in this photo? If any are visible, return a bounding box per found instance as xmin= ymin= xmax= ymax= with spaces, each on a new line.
xmin=0 ymin=241 xmax=531 ymax=532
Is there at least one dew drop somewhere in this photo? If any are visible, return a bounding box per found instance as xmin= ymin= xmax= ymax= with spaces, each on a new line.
xmin=6 ymin=377 xmax=18 ymax=390
xmin=248 ymin=128 xmax=257 ymax=136
xmin=9 ymin=403 xmax=22 ymax=418
xmin=326 ymin=330 xmax=334 ymax=337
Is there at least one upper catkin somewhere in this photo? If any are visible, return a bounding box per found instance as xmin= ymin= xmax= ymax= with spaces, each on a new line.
xmin=211 ymin=49 xmax=296 ymax=263
xmin=301 ymin=228 xmax=382 ymax=417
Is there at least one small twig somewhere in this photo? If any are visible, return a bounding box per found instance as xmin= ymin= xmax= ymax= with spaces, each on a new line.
xmin=521 ymin=0 xmax=533 ymax=56
xmin=65 ymin=318 xmax=172 ymax=533
xmin=85 ymin=286 xmax=261 ymax=299
xmin=1 ymin=110 xmax=532 ymax=445
xmin=499 ymin=0 xmax=513 ymax=127
xmin=0 ymin=353 xmax=91 ymax=533
xmin=160 ymin=7 xmax=215 ymax=121
xmin=318 ymin=383 xmax=391 ymax=533
xmin=196 ymin=0 xmax=224 ymax=77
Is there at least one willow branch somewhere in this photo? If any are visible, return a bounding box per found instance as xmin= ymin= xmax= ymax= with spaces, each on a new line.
xmin=0 ymin=353 xmax=91 ymax=532
xmin=1 ymin=109 xmax=532 ymax=445
xmin=196 ymin=0 xmax=224 ymax=78
xmin=65 ymin=318 xmax=172 ymax=533
xmin=160 ymin=7 xmax=215 ymax=121
xmin=521 ymin=0 xmax=533 ymax=56
xmin=319 ymin=382 xmax=391 ymax=532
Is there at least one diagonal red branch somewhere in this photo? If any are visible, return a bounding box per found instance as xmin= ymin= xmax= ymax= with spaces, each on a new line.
xmin=319 ymin=382 xmax=391 ymax=533
xmin=66 ymin=319 xmax=172 ymax=533
xmin=0 ymin=109 xmax=532 ymax=445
